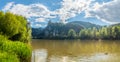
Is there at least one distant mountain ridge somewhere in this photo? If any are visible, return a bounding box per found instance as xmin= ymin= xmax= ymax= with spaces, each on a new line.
xmin=67 ymin=21 xmax=101 ymax=29
xmin=32 ymin=21 xmax=101 ymax=39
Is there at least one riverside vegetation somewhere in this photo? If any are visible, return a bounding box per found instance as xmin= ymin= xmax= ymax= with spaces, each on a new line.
xmin=32 ymin=21 xmax=120 ymax=40
xmin=0 ymin=11 xmax=31 ymax=62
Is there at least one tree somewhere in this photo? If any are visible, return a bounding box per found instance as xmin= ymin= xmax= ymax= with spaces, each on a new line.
xmin=0 ymin=12 xmax=31 ymax=43
xmin=68 ymin=29 xmax=76 ymax=39
xmin=0 ymin=12 xmax=20 ymax=37
xmin=99 ymin=27 xmax=108 ymax=39
xmin=113 ymin=26 xmax=119 ymax=39
xmin=79 ymin=29 xmax=86 ymax=39
xmin=91 ymin=27 xmax=97 ymax=39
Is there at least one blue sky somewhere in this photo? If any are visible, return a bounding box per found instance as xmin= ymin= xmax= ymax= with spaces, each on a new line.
xmin=0 ymin=0 xmax=119 ymax=28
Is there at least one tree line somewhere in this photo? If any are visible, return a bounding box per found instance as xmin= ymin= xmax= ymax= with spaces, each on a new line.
xmin=32 ymin=21 xmax=120 ymax=40
xmin=67 ymin=24 xmax=120 ymax=40
xmin=78 ymin=25 xmax=120 ymax=40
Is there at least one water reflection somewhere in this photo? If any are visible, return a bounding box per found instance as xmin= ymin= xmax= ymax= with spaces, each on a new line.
xmin=32 ymin=49 xmax=47 ymax=62
xmin=49 ymin=53 xmax=120 ymax=62
xmin=32 ymin=40 xmax=120 ymax=62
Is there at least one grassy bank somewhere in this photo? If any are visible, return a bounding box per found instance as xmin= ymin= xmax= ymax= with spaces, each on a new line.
xmin=0 ymin=35 xmax=31 ymax=62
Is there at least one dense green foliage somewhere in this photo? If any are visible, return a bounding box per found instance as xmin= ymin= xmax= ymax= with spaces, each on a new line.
xmin=0 ymin=12 xmax=32 ymax=62
xmin=68 ymin=29 xmax=77 ymax=39
xmin=0 ymin=35 xmax=31 ymax=62
xmin=79 ymin=25 xmax=120 ymax=40
xmin=0 ymin=51 xmax=19 ymax=62
xmin=0 ymin=11 xmax=31 ymax=43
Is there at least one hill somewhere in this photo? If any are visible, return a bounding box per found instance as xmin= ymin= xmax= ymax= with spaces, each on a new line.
xmin=68 ymin=21 xmax=101 ymax=29
xmin=32 ymin=21 xmax=101 ymax=39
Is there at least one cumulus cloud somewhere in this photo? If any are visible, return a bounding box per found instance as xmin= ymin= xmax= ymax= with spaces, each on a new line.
xmin=35 ymin=18 xmax=46 ymax=22
xmin=3 ymin=0 xmax=120 ymax=27
xmin=2 ymin=2 xmax=55 ymax=22
xmin=55 ymin=0 xmax=93 ymax=23
xmin=2 ymin=0 xmax=94 ymax=26
xmin=33 ymin=24 xmax=42 ymax=28
xmin=2 ymin=2 xmax=14 ymax=11
xmin=85 ymin=0 xmax=120 ymax=24
xmin=2 ymin=2 xmax=57 ymax=27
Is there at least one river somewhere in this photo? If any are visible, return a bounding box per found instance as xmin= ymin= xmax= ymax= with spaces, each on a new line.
xmin=31 ymin=39 xmax=120 ymax=62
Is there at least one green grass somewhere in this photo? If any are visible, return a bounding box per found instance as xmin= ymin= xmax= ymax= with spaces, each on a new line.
xmin=0 ymin=35 xmax=32 ymax=62
xmin=0 ymin=51 xmax=19 ymax=62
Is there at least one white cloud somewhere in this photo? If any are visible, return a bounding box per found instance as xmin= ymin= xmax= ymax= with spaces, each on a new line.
xmin=3 ymin=0 xmax=120 ymax=27
xmin=34 ymin=24 xmax=42 ymax=27
xmin=2 ymin=2 xmax=14 ymax=11
xmin=85 ymin=0 xmax=120 ymax=24
xmin=2 ymin=2 xmax=55 ymax=22
xmin=35 ymin=18 xmax=46 ymax=22
xmin=3 ymin=1 xmax=94 ymax=25
xmin=54 ymin=0 xmax=93 ymax=23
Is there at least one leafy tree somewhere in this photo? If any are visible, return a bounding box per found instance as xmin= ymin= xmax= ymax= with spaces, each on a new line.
xmin=68 ymin=29 xmax=76 ymax=39
xmin=0 ymin=12 xmax=31 ymax=43
xmin=79 ymin=29 xmax=86 ymax=39
xmin=0 ymin=12 xmax=20 ymax=37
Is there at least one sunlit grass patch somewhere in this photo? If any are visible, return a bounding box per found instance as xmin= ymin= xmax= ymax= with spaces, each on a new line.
xmin=0 ymin=35 xmax=32 ymax=62
xmin=0 ymin=51 xmax=19 ymax=62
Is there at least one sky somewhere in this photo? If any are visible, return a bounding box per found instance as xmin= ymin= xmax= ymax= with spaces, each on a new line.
xmin=0 ymin=0 xmax=120 ymax=28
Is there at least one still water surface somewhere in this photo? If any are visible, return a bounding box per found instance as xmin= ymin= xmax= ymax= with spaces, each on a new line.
xmin=31 ymin=39 xmax=120 ymax=62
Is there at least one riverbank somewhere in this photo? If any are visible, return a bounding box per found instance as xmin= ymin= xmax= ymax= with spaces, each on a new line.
xmin=0 ymin=35 xmax=32 ymax=62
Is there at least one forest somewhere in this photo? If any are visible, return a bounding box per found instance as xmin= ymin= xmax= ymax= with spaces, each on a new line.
xmin=32 ymin=21 xmax=120 ymax=40
xmin=0 ymin=11 xmax=31 ymax=62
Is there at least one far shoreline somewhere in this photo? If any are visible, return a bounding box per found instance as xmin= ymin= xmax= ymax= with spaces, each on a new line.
xmin=32 ymin=38 xmax=120 ymax=42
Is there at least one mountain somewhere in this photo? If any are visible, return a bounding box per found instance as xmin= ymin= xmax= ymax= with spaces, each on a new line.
xmin=32 ymin=21 xmax=101 ymax=39
xmin=43 ymin=21 xmax=101 ymax=36
xmin=68 ymin=21 xmax=101 ymax=29
xmin=32 ymin=21 xmax=120 ymax=40
xmin=111 ymin=23 xmax=120 ymax=27
xmin=32 ymin=28 xmax=43 ymax=38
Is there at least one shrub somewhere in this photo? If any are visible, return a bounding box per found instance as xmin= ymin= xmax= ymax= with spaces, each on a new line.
xmin=0 ymin=11 xmax=31 ymax=43
xmin=0 ymin=11 xmax=32 ymax=62
xmin=0 ymin=35 xmax=32 ymax=62
xmin=0 ymin=51 xmax=19 ymax=62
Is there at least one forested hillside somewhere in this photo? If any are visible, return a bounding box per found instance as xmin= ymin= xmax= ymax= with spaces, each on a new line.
xmin=32 ymin=20 xmax=120 ymax=40
xmin=32 ymin=21 xmax=101 ymax=39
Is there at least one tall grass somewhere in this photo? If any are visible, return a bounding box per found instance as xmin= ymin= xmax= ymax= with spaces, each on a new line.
xmin=0 ymin=51 xmax=19 ymax=62
xmin=0 ymin=35 xmax=32 ymax=62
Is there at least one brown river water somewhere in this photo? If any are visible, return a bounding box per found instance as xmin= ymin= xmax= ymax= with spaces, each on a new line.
xmin=31 ymin=39 xmax=120 ymax=62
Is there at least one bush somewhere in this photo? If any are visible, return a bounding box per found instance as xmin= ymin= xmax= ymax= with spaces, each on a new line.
xmin=0 ymin=35 xmax=32 ymax=62
xmin=0 ymin=11 xmax=31 ymax=43
xmin=0 ymin=11 xmax=32 ymax=62
xmin=0 ymin=51 xmax=19 ymax=62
